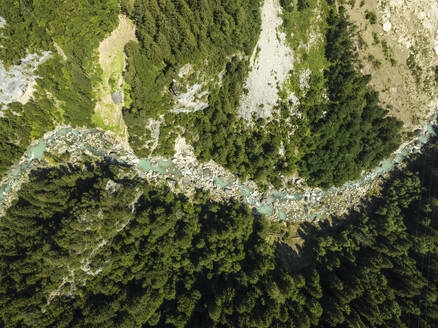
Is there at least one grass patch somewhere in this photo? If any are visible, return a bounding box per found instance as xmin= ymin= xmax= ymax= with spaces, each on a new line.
xmin=92 ymin=15 xmax=135 ymax=141
xmin=280 ymin=0 xmax=329 ymax=97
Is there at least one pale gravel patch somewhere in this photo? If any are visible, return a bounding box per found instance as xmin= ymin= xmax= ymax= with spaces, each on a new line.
xmin=374 ymin=0 xmax=438 ymax=129
xmin=299 ymin=69 xmax=311 ymax=91
xmin=45 ymin=267 xmax=77 ymax=309
xmin=0 ymin=16 xmax=5 ymax=29
xmin=0 ymin=16 xmax=51 ymax=108
xmin=171 ymin=62 xmax=227 ymax=114
xmin=178 ymin=63 xmax=194 ymax=78
xmin=238 ymin=0 xmax=295 ymax=121
xmin=171 ymin=83 xmax=209 ymax=114
xmin=17 ymin=80 xmax=36 ymax=104
xmin=144 ymin=116 xmax=163 ymax=154
xmin=98 ymin=15 xmax=136 ymax=66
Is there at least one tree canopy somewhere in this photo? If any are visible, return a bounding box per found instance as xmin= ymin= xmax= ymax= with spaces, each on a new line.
xmin=1 ymin=133 xmax=438 ymax=327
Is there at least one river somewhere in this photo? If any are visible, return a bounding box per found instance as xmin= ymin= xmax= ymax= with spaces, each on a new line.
xmin=0 ymin=118 xmax=436 ymax=221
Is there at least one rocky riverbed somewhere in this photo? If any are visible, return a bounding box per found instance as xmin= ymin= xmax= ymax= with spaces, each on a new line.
xmin=1 ymin=113 xmax=436 ymax=221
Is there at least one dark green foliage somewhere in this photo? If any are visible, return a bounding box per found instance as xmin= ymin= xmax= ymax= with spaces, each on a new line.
xmin=0 ymin=97 xmax=57 ymax=176
xmin=1 ymin=133 xmax=438 ymax=327
xmin=123 ymin=41 xmax=172 ymax=117
xmin=0 ymin=52 xmax=99 ymax=177
xmin=298 ymin=138 xmax=438 ymax=327
xmin=122 ymin=0 xmax=262 ymax=157
xmin=0 ymin=162 xmax=309 ymax=327
xmin=121 ymin=0 xmax=261 ymax=118
xmin=125 ymin=1 xmax=401 ymax=189
xmin=122 ymin=40 xmax=174 ymax=156
xmin=37 ymin=56 xmax=97 ymax=127
xmin=407 ymin=52 xmax=423 ymax=86
xmin=186 ymin=58 xmax=287 ymax=187
xmin=122 ymin=1 xmax=401 ymax=189
xmin=280 ymin=0 xmax=294 ymax=11
xmin=296 ymin=7 xmax=402 ymax=187
xmin=0 ymin=0 xmax=118 ymax=67
xmin=434 ymin=66 xmax=438 ymax=84
xmin=0 ymin=2 xmax=433 ymax=325
xmin=365 ymin=10 xmax=377 ymax=24
xmin=187 ymin=5 xmax=401 ymax=189
xmin=0 ymin=104 xmax=31 ymax=175
xmin=125 ymin=0 xmax=261 ymax=69
xmin=298 ymin=0 xmax=311 ymax=11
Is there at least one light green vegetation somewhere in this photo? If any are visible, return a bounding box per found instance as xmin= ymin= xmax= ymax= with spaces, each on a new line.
xmin=280 ymin=0 xmax=329 ymax=98
xmin=92 ymin=15 xmax=135 ymax=143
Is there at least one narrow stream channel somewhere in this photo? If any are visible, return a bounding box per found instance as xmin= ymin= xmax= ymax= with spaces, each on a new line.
xmin=0 ymin=121 xmax=436 ymax=221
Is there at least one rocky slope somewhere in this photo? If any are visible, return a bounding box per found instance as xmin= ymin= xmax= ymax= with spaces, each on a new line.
xmin=348 ymin=0 xmax=438 ymax=133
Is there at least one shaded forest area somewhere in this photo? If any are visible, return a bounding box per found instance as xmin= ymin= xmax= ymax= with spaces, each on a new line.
xmin=1 ymin=134 xmax=437 ymax=327
xmin=294 ymin=136 xmax=438 ymax=327
xmin=0 ymin=0 xmax=119 ymax=177
xmin=0 ymin=1 xmax=435 ymax=327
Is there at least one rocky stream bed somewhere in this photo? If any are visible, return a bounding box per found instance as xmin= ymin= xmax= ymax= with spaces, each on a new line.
xmin=0 ymin=116 xmax=436 ymax=222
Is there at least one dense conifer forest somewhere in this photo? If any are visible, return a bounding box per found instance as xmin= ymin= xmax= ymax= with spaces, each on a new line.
xmin=121 ymin=2 xmax=402 ymax=188
xmin=1 ymin=136 xmax=437 ymax=327
xmin=0 ymin=0 xmax=437 ymax=327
